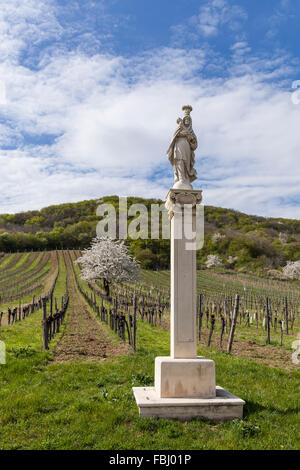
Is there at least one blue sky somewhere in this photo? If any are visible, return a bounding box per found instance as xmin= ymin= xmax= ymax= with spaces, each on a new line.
xmin=0 ymin=0 xmax=300 ymax=218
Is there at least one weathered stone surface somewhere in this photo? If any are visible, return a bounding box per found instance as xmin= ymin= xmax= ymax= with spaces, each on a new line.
xmin=166 ymin=105 xmax=198 ymax=189
xmin=155 ymin=356 xmax=216 ymax=398
xmin=165 ymin=188 xmax=202 ymax=359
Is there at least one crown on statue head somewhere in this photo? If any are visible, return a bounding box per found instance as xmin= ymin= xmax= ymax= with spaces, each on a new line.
xmin=182 ymin=105 xmax=193 ymax=116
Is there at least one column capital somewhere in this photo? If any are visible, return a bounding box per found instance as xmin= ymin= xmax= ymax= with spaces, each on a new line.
xmin=165 ymin=188 xmax=202 ymax=218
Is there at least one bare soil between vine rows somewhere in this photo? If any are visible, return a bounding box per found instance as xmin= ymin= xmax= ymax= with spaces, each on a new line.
xmin=159 ymin=315 xmax=299 ymax=371
xmin=197 ymin=329 xmax=299 ymax=371
xmin=53 ymin=254 xmax=130 ymax=363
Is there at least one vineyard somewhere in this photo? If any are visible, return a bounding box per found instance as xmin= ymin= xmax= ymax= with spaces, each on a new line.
xmin=0 ymin=250 xmax=299 ymax=450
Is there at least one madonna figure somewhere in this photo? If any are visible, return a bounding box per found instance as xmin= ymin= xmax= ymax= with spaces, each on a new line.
xmin=166 ymin=105 xmax=198 ymax=189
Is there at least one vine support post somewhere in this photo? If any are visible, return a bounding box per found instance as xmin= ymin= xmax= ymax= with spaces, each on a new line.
xmin=227 ymin=294 xmax=240 ymax=354
xmin=285 ymin=297 xmax=289 ymax=335
xmin=266 ymin=297 xmax=271 ymax=345
xmin=133 ymin=295 xmax=137 ymax=352
xmin=42 ymin=298 xmax=48 ymax=351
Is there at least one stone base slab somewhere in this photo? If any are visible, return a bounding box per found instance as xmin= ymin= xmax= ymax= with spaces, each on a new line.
xmin=133 ymin=386 xmax=245 ymax=422
xmin=155 ymin=356 xmax=216 ymax=398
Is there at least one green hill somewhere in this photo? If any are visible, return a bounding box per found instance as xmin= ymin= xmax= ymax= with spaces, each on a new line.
xmin=0 ymin=196 xmax=300 ymax=273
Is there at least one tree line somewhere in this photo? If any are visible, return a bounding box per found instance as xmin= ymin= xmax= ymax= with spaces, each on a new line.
xmin=1 ymin=196 xmax=300 ymax=272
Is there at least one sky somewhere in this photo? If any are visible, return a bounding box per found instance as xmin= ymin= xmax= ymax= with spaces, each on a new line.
xmin=0 ymin=0 xmax=300 ymax=218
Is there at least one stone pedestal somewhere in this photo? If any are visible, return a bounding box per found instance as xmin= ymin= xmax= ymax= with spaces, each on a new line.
xmin=133 ymin=386 xmax=244 ymax=422
xmin=155 ymin=356 xmax=216 ymax=398
xmin=133 ymin=188 xmax=245 ymax=421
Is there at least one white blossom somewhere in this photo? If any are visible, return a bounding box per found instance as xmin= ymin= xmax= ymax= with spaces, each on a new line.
xmin=212 ymin=232 xmax=226 ymax=243
xmin=282 ymin=260 xmax=300 ymax=280
xmin=76 ymin=237 xmax=140 ymax=284
xmin=279 ymin=232 xmax=288 ymax=245
xmin=205 ymin=254 xmax=223 ymax=268
xmin=227 ymin=255 xmax=238 ymax=267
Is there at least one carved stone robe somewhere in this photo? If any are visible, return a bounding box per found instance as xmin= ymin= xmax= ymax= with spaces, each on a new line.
xmin=166 ymin=122 xmax=197 ymax=183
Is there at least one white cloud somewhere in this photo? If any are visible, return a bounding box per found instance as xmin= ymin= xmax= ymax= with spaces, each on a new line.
xmin=266 ymin=0 xmax=295 ymax=39
xmin=195 ymin=0 xmax=247 ymax=37
xmin=0 ymin=0 xmax=63 ymax=63
xmin=171 ymin=0 xmax=248 ymax=45
xmin=0 ymin=149 xmax=166 ymax=213
xmin=0 ymin=0 xmax=300 ymax=220
xmin=230 ymin=41 xmax=251 ymax=56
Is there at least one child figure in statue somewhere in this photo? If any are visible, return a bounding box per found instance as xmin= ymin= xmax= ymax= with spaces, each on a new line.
xmin=166 ymin=105 xmax=198 ymax=189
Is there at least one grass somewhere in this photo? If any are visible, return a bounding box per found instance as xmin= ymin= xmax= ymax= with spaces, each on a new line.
xmin=0 ymin=309 xmax=299 ymax=449
xmin=0 ymin=253 xmax=29 ymax=277
xmin=0 ymin=252 xmax=29 ymax=274
xmin=0 ymin=252 xmax=299 ymax=450
xmin=0 ymin=257 xmax=52 ymax=311
xmin=0 ymin=252 xmax=42 ymax=289
xmin=0 ymin=253 xmax=19 ymax=270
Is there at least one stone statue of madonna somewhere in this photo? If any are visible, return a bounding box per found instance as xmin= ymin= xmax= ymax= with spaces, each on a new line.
xmin=166 ymin=105 xmax=198 ymax=189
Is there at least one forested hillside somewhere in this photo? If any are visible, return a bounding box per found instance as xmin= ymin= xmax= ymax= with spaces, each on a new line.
xmin=1 ymin=196 xmax=300 ymax=273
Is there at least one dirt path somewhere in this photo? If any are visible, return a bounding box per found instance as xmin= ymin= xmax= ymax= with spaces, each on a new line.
xmin=53 ymin=252 xmax=130 ymax=363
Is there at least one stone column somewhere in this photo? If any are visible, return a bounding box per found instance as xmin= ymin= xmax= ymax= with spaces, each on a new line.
xmin=167 ymin=188 xmax=202 ymax=359
xmin=133 ymin=186 xmax=245 ymax=421
xmin=154 ymin=188 xmax=216 ymax=399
